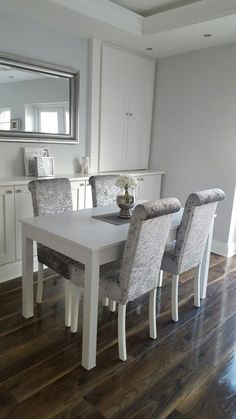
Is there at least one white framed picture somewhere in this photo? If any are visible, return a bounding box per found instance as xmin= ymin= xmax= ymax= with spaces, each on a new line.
xmin=23 ymin=147 xmax=49 ymax=176
xmin=11 ymin=119 xmax=21 ymax=130
xmin=35 ymin=156 xmax=55 ymax=177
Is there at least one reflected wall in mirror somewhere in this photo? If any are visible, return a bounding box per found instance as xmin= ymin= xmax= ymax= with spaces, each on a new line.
xmin=0 ymin=54 xmax=79 ymax=143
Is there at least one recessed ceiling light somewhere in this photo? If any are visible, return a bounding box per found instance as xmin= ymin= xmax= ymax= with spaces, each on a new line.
xmin=146 ymin=47 xmax=153 ymax=51
xmin=203 ymin=33 xmax=212 ymax=38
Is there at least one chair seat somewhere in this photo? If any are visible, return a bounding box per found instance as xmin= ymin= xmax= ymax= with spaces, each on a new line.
xmin=161 ymin=240 xmax=178 ymax=274
xmin=71 ymin=258 xmax=122 ymax=297
xmin=37 ymin=245 xmax=84 ymax=280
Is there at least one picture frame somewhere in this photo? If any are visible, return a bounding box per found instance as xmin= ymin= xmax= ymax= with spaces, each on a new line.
xmin=23 ymin=147 xmax=49 ymax=176
xmin=34 ymin=156 xmax=55 ymax=177
xmin=11 ymin=119 xmax=21 ymax=130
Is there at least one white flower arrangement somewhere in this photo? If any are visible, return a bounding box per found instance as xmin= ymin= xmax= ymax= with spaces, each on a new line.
xmin=115 ymin=175 xmax=139 ymax=190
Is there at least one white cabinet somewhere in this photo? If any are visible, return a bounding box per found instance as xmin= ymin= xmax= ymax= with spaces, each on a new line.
xmin=0 ymin=186 xmax=15 ymax=265
xmin=71 ymin=180 xmax=93 ymax=210
xmin=15 ymin=185 xmax=37 ymax=261
xmin=99 ymin=45 xmax=155 ymax=172
xmin=71 ymin=181 xmax=86 ymax=210
xmin=135 ymin=175 xmax=161 ymax=201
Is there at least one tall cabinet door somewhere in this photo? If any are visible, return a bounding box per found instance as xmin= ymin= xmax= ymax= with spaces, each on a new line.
xmin=99 ymin=45 xmax=129 ymax=172
xmin=0 ymin=186 xmax=15 ymax=265
xmin=125 ymin=54 xmax=155 ymax=170
xmin=99 ymin=45 xmax=155 ymax=172
xmin=15 ymin=185 xmax=36 ymax=261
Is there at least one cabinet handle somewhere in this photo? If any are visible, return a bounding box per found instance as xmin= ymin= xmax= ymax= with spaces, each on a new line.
xmin=141 ymin=177 xmax=144 ymax=181
xmin=80 ymin=183 xmax=85 ymax=187
xmin=15 ymin=189 xmax=22 ymax=193
xmin=5 ymin=190 xmax=13 ymax=194
xmin=125 ymin=112 xmax=129 ymax=116
xmin=129 ymin=113 xmax=133 ymax=116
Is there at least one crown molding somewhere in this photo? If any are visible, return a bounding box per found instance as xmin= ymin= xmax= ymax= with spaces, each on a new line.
xmin=50 ymin=0 xmax=143 ymax=35
xmin=143 ymin=0 xmax=236 ymax=36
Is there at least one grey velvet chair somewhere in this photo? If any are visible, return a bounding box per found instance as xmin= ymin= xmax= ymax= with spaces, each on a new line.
xmin=70 ymin=198 xmax=181 ymax=360
xmin=159 ymin=188 xmax=225 ymax=322
xmin=89 ymin=175 xmax=120 ymax=207
xmin=89 ymin=175 xmax=120 ymax=312
xmin=28 ymin=178 xmax=84 ymax=327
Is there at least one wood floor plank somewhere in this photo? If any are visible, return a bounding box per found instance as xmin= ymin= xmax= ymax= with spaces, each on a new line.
xmin=176 ymin=348 xmax=236 ymax=419
xmin=52 ymin=398 xmax=106 ymax=419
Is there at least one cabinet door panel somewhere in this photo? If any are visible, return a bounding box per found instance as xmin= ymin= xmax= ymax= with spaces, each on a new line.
xmin=85 ymin=182 xmax=93 ymax=209
xmin=125 ymin=55 xmax=155 ymax=170
xmin=71 ymin=181 xmax=85 ymax=210
xmin=99 ymin=45 xmax=129 ymax=171
xmin=15 ymin=186 xmax=37 ymax=261
xmin=127 ymin=55 xmax=155 ymax=114
xmin=136 ymin=175 xmax=161 ymax=201
xmin=0 ymin=187 xmax=15 ymax=265
xmin=125 ymin=114 xmax=151 ymax=170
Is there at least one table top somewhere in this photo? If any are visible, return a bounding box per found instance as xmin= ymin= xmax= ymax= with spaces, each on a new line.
xmin=21 ymin=205 xmax=183 ymax=252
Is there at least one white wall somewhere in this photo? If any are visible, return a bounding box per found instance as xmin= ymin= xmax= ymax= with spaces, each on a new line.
xmin=0 ymin=10 xmax=89 ymax=176
xmin=150 ymin=43 xmax=236 ymax=254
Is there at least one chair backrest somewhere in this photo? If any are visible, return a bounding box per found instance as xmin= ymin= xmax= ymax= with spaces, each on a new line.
xmin=119 ymin=198 xmax=181 ymax=303
xmin=28 ymin=178 xmax=73 ymax=216
xmin=174 ymin=188 xmax=225 ymax=273
xmin=89 ymin=175 xmax=120 ymax=207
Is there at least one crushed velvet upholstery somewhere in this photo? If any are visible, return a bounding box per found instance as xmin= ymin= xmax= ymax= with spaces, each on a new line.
xmin=72 ymin=198 xmax=181 ymax=304
xmin=161 ymin=188 xmax=225 ymax=275
xmin=28 ymin=178 xmax=73 ymax=216
xmin=28 ymin=178 xmax=84 ymax=279
xmin=89 ymin=175 xmax=120 ymax=207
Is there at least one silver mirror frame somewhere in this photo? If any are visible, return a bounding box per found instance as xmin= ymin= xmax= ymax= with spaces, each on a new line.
xmin=0 ymin=52 xmax=79 ymax=143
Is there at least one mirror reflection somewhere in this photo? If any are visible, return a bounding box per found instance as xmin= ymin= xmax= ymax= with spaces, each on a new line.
xmin=0 ymin=64 xmax=70 ymax=135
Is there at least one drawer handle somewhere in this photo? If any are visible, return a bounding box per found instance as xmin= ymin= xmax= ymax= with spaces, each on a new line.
xmin=80 ymin=183 xmax=85 ymax=187
xmin=5 ymin=190 xmax=13 ymax=194
xmin=15 ymin=189 xmax=22 ymax=193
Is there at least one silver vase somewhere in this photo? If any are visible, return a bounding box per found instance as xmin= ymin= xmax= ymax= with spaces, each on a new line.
xmin=116 ymin=192 xmax=134 ymax=219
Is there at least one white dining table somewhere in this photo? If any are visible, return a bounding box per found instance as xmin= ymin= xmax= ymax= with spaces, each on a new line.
xmin=21 ymin=204 xmax=215 ymax=370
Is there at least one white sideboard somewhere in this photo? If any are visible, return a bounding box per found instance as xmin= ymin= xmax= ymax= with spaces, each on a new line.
xmin=0 ymin=170 xmax=164 ymax=282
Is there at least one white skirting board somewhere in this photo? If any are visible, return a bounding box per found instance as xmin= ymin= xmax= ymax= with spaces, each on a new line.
xmin=212 ymin=240 xmax=236 ymax=257
xmin=0 ymin=256 xmax=39 ymax=284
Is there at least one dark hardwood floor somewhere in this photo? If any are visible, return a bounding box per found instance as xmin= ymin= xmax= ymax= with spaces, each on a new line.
xmin=0 ymin=253 xmax=236 ymax=418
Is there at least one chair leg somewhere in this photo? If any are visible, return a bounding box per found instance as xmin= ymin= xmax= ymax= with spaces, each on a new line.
xmin=36 ymin=262 xmax=44 ymax=303
xmin=71 ymin=283 xmax=82 ymax=333
xmin=109 ymin=299 xmax=116 ymax=312
xmin=103 ymin=297 xmax=109 ymax=307
xmin=172 ymin=274 xmax=179 ymax=322
xmin=158 ymin=270 xmax=163 ymax=288
xmin=65 ymin=279 xmax=72 ymax=327
xmin=149 ymin=288 xmax=157 ymax=339
xmin=194 ymin=264 xmax=201 ymax=308
xmin=118 ymin=304 xmax=127 ymax=361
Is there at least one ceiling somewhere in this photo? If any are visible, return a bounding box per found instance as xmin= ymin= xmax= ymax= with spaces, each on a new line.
xmin=0 ymin=0 xmax=236 ymax=58
xmin=109 ymin=0 xmax=202 ymax=16
xmin=0 ymin=67 xmax=48 ymax=84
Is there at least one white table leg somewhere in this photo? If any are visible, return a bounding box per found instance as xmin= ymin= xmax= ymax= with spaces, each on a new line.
xmin=22 ymin=224 xmax=34 ymax=318
xmin=82 ymin=253 xmax=100 ymax=370
xmin=200 ymin=218 xmax=215 ymax=300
